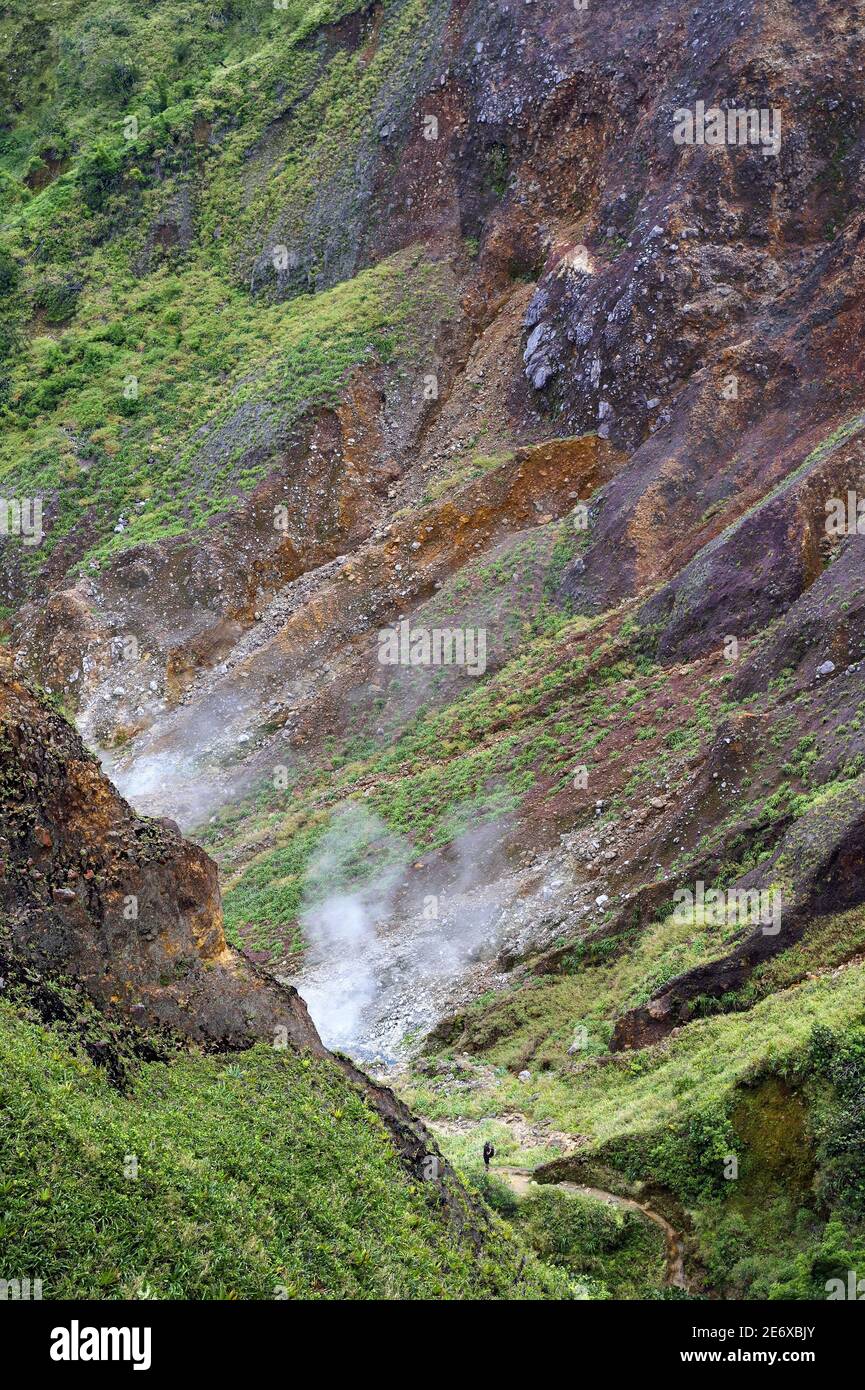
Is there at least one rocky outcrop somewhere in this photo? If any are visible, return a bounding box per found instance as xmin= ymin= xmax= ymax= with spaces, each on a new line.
xmin=0 ymin=654 xmax=322 ymax=1052
xmin=16 ymin=0 xmax=865 ymax=809
xmin=611 ymin=775 xmax=865 ymax=1050
xmin=0 ymin=656 xmax=482 ymax=1227
xmin=9 ymin=0 xmax=865 ymax=1079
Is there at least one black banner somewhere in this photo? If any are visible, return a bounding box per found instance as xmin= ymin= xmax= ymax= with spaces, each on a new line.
xmin=6 ymin=1297 xmax=860 ymax=1376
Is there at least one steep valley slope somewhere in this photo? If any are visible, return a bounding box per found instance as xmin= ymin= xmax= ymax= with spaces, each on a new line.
xmin=3 ymin=0 xmax=865 ymax=1300
xmin=0 ymin=656 xmax=569 ymax=1298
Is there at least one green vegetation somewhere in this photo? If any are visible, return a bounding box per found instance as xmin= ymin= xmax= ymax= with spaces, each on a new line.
xmin=209 ymin=596 xmax=707 ymax=957
xmin=0 ymin=995 xmax=571 ymax=1299
xmin=429 ymin=1123 xmax=666 ymax=1298
xmin=5 ymin=0 xmax=865 ymax=1310
xmin=0 ymin=245 xmax=451 ymax=571
xmin=0 ymin=0 xmax=454 ymax=576
xmin=403 ymin=955 xmax=865 ymax=1297
xmin=518 ymin=1188 xmax=666 ymax=1300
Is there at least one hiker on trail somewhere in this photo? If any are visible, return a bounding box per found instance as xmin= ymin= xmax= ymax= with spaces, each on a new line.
xmin=483 ymin=1141 xmax=495 ymax=1169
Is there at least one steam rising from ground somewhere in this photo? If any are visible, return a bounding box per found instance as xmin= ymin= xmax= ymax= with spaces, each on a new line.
xmin=101 ymin=692 xmax=282 ymax=830
xmin=99 ymin=666 xmax=518 ymax=1059
xmin=286 ymin=804 xmax=510 ymax=1058
xmin=293 ymin=806 xmax=402 ymax=1051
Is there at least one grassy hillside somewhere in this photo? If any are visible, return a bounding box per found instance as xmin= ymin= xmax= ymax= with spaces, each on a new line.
xmin=207 ymin=538 xmax=864 ymax=964
xmin=405 ymin=935 xmax=865 ymax=1299
xmin=5 ymin=0 xmax=865 ymax=1308
xmin=0 ymin=994 xmax=572 ymax=1299
xmin=0 ymin=0 xmax=449 ymax=579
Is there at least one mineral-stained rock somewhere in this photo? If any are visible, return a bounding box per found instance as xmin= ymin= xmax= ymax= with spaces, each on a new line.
xmin=0 ymin=656 xmax=476 ymax=1226
xmin=0 ymin=654 xmax=320 ymax=1053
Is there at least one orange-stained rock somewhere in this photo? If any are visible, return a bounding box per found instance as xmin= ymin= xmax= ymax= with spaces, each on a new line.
xmin=0 ymin=655 xmax=481 ymax=1221
xmin=0 ymin=653 xmax=323 ymax=1053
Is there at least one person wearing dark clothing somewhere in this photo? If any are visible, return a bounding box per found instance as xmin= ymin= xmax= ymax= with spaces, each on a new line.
xmin=483 ymin=1141 xmax=495 ymax=1169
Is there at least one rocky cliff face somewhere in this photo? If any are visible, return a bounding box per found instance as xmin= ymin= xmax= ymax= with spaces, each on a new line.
xmin=0 ymin=654 xmax=323 ymax=1050
xmin=3 ymin=0 xmax=863 ymax=1031
xmin=3 ymin=0 xmax=865 ymax=1013
xmin=5 ymin=0 xmax=865 ymax=1300
xmin=0 ymin=656 xmax=476 ymax=1224
xmin=7 ymin=0 xmax=864 ymax=806
xmin=0 ymin=6 xmax=835 ymax=661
